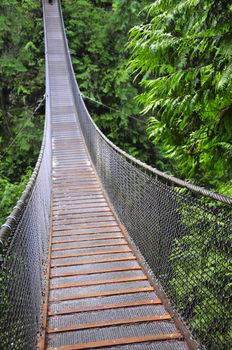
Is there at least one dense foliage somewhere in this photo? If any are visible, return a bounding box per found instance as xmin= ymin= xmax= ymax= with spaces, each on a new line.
xmin=128 ymin=2 xmax=231 ymax=347
xmin=128 ymin=0 xmax=232 ymax=196
xmin=1 ymin=0 xmax=231 ymax=226
xmin=62 ymin=0 xmax=165 ymax=165
xmin=0 ymin=0 xmax=44 ymax=223
xmin=169 ymin=201 xmax=231 ymax=349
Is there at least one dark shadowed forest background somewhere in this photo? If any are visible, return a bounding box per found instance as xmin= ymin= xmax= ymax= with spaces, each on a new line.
xmin=0 ymin=0 xmax=231 ymax=224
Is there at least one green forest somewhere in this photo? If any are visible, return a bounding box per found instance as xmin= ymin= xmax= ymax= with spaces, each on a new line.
xmin=0 ymin=0 xmax=231 ymax=221
xmin=0 ymin=1 xmax=231 ymax=349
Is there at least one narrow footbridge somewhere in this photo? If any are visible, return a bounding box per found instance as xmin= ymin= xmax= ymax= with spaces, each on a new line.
xmin=0 ymin=1 xmax=231 ymax=350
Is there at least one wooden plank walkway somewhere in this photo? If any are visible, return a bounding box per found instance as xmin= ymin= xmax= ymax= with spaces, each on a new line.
xmin=41 ymin=1 xmax=190 ymax=349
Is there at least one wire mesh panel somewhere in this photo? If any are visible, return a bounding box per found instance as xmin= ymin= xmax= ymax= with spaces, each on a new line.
xmin=74 ymin=87 xmax=231 ymax=350
xmin=0 ymin=152 xmax=51 ymax=349
xmin=0 ymin=4 xmax=52 ymax=347
xmin=74 ymin=103 xmax=232 ymax=350
xmin=59 ymin=4 xmax=232 ymax=349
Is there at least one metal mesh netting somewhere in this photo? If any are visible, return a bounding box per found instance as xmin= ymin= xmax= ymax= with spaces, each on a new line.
xmin=0 ymin=158 xmax=51 ymax=349
xmin=73 ymin=101 xmax=232 ymax=350
xmin=0 ymin=135 xmax=51 ymax=349
xmin=0 ymin=4 xmax=52 ymax=347
xmin=59 ymin=3 xmax=232 ymax=349
xmin=48 ymin=322 xmax=178 ymax=348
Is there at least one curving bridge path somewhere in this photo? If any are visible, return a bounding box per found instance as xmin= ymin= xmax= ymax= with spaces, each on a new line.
xmin=40 ymin=1 xmax=190 ymax=349
xmin=1 ymin=1 xmax=230 ymax=350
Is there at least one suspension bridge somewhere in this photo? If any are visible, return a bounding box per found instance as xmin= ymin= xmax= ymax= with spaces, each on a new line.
xmin=0 ymin=1 xmax=231 ymax=349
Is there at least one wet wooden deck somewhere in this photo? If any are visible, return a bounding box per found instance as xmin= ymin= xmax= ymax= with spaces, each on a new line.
xmin=40 ymin=1 xmax=190 ymax=349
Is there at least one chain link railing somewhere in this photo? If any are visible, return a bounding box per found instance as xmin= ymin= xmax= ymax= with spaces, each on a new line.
xmin=59 ymin=2 xmax=232 ymax=349
xmin=0 ymin=2 xmax=52 ymax=348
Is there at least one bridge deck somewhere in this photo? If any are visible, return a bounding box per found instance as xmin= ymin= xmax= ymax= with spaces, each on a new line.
xmin=41 ymin=1 xmax=190 ymax=349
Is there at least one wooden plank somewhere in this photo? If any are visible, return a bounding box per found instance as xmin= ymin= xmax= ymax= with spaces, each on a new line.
xmin=52 ymin=212 xmax=112 ymax=220
xmin=54 ymin=186 xmax=101 ymax=193
xmin=49 ymin=276 xmax=147 ymax=290
xmin=53 ymin=199 xmax=106 ymax=204
xmin=53 ymin=174 xmax=96 ymax=179
xmin=53 ymin=217 xmax=114 ymax=225
xmin=52 ymin=223 xmax=118 ymax=232
xmin=52 ymin=235 xmax=123 ymax=244
xmin=53 ymin=167 xmax=93 ymax=171
xmin=49 ymin=287 xmax=154 ymax=302
xmin=53 ymin=182 xmax=99 ymax=187
xmin=53 ymin=209 xmax=112 ymax=216
xmin=47 ymin=333 xmax=182 ymax=350
xmin=48 ymin=298 xmax=161 ymax=316
xmin=54 ymin=191 xmax=103 ymax=197
xmin=53 ymin=188 xmax=102 ymax=193
xmin=53 ymin=181 xmax=97 ymax=186
xmin=52 ymin=205 xmax=107 ymax=216
xmin=53 ymin=192 xmax=103 ymax=199
xmin=53 ymin=184 xmax=98 ymax=189
xmin=54 ymin=168 xmax=92 ymax=172
xmin=53 ymin=174 xmax=97 ymax=178
xmin=53 ymin=167 xmax=92 ymax=171
xmin=50 ymin=266 xmax=141 ymax=278
xmin=51 ymin=242 xmax=127 ymax=252
xmin=53 ymin=200 xmax=107 ymax=207
xmin=54 ymin=192 xmax=104 ymax=197
xmin=51 ymin=249 xmax=131 ymax=260
xmin=52 ymin=229 xmax=122 ymax=238
xmin=53 ymin=208 xmax=111 ymax=217
xmin=53 ymin=164 xmax=92 ymax=169
xmin=47 ymin=314 xmax=172 ymax=334
xmin=53 ymin=206 xmax=110 ymax=213
xmin=51 ymin=256 xmax=136 ymax=268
